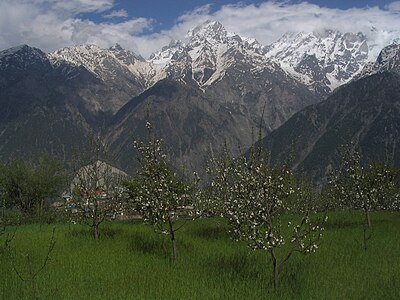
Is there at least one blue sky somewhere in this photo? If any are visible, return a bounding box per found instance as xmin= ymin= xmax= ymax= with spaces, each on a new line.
xmin=0 ymin=0 xmax=399 ymax=57
xmin=85 ymin=0 xmax=396 ymax=32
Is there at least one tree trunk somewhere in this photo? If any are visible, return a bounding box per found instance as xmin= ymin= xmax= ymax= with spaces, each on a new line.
xmin=93 ymin=224 xmax=99 ymax=240
xmin=366 ymin=210 xmax=372 ymax=228
xmin=270 ymin=249 xmax=279 ymax=290
xmin=40 ymin=199 xmax=44 ymax=218
xmin=92 ymin=204 xmax=100 ymax=240
xmin=168 ymin=218 xmax=177 ymax=262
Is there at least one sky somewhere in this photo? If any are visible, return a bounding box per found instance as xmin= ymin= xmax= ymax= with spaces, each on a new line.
xmin=0 ymin=0 xmax=399 ymax=58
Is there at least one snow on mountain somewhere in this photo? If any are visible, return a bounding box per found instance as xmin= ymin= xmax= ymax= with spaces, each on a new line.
xmin=149 ymin=20 xmax=271 ymax=88
xmin=149 ymin=40 xmax=185 ymax=66
xmin=45 ymin=21 xmax=282 ymax=93
xmin=48 ymin=44 xmax=163 ymax=114
xmin=150 ymin=23 xmax=392 ymax=97
xmin=264 ymin=30 xmax=369 ymax=97
xmin=354 ymin=43 xmax=400 ymax=80
xmin=108 ymin=43 xmax=159 ymax=85
xmin=48 ymin=44 xmax=158 ymax=88
xmin=43 ymin=21 xmax=400 ymax=100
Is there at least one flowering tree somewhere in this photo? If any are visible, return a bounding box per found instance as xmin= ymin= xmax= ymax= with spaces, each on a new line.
xmin=392 ymin=191 xmax=400 ymax=211
xmin=70 ymin=136 xmax=127 ymax=240
xmin=327 ymin=146 xmax=399 ymax=250
xmin=207 ymin=146 xmax=325 ymax=289
xmin=124 ymin=122 xmax=196 ymax=261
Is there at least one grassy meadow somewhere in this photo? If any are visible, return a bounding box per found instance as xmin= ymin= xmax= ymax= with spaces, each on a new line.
xmin=1 ymin=211 xmax=399 ymax=299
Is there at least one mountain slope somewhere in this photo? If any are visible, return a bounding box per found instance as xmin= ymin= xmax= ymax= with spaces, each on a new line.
xmin=258 ymin=71 xmax=400 ymax=182
xmin=0 ymin=45 xmax=97 ymax=162
xmin=49 ymin=44 xmax=157 ymax=114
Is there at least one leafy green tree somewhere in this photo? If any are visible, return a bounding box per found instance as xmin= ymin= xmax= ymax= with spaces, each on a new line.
xmin=207 ymin=145 xmax=325 ymax=289
xmin=0 ymin=154 xmax=66 ymax=219
xmin=124 ymin=122 xmax=196 ymax=261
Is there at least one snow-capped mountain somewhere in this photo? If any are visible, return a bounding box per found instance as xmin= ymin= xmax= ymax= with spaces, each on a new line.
xmin=354 ymin=43 xmax=400 ymax=80
xmin=2 ymin=20 xmax=399 ymax=176
xmin=109 ymin=21 xmax=319 ymax=173
xmin=49 ymin=44 xmax=157 ymax=87
xmin=46 ymin=21 xmax=391 ymax=102
xmin=142 ymin=20 xmax=318 ymax=135
xmin=264 ymin=30 xmax=369 ymax=97
xmin=49 ymin=44 xmax=160 ymax=113
xmin=149 ymin=20 xmax=268 ymax=87
xmin=150 ymin=23 xmax=378 ymax=99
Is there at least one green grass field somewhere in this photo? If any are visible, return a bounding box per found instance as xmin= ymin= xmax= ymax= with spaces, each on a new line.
xmin=1 ymin=211 xmax=399 ymax=299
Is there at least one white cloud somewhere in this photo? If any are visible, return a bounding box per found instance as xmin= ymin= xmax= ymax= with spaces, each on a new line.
xmin=179 ymin=2 xmax=396 ymax=43
xmin=0 ymin=0 xmax=151 ymax=52
xmin=103 ymin=9 xmax=128 ymax=19
xmin=0 ymin=1 xmax=399 ymax=59
xmin=20 ymin=0 xmax=114 ymax=15
xmin=158 ymin=1 xmax=400 ymax=59
xmin=69 ymin=18 xmax=153 ymax=53
xmin=385 ymin=1 xmax=400 ymax=11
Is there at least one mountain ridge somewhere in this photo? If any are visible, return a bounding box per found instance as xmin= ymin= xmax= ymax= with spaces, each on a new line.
xmin=0 ymin=21 xmax=399 ymax=179
xmin=257 ymin=69 xmax=400 ymax=182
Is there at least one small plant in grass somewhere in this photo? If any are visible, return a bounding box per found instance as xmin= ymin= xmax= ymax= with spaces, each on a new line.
xmin=124 ymin=122 xmax=197 ymax=262
xmin=0 ymin=198 xmax=15 ymax=255
xmin=207 ymin=144 xmax=325 ymax=289
xmin=7 ymin=227 xmax=56 ymax=300
xmin=327 ymin=146 xmax=399 ymax=250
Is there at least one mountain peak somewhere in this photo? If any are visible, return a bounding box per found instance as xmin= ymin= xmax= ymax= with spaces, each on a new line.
xmin=0 ymin=44 xmax=49 ymax=71
xmin=2 ymin=44 xmax=29 ymax=53
xmin=355 ymin=43 xmax=400 ymax=80
xmin=312 ymin=29 xmax=340 ymax=38
xmin=188 ymin=20 xmax=225 ymax=35
xmin=0 ymin=44 xmax=45 ymax=58
xmin=187 ymin=20 xmax=228 ymax=42
xmin=109 ymin=43 xmax=124 ymax=52
xmin=109 ymin=43 xmax=145 ymax=62
xmin=377 ymin=43 xmax=400 ymax=66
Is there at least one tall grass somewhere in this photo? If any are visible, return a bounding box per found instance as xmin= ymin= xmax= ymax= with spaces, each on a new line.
xmin=0 ymin=211 xmax=399 ymax=299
